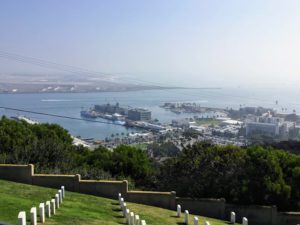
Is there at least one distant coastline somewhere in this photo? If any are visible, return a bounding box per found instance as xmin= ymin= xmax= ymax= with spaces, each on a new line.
xmin=0 ymin=85 xmax=222 ymax=94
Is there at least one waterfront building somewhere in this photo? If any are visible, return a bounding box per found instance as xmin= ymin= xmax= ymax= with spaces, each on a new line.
xmin=128 ymin=108 xmax=151 ymax=121
xmin=94 ymin=103 xmax=127 ymax=115
xmin=245 ymin=114 xmax=287 ymax=137
xmin=246 ymin=122 xmax=280 ymax=137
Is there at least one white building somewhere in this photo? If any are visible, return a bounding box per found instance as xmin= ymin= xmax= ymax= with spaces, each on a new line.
xmin=245 ymin=114 xmax=285 ymax=137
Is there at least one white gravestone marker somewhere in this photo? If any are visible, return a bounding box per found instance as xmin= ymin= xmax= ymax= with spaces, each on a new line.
xmin=39 ymin=203 xmax=45 ymax=223
xmin=177 ymin=204 xmax=181 ymax=217
xmin=55 ymin=194 xmax=60 ymax=208
xmin=58 ymin=190 xmax=63 ymax=203
xmin=51 ymin=199 xmax=56 ymax=215
xmin=204 ymin=222 xmax=210 ymax=225
xmin=194 ymin=216 xmax=199 ymax=225
xmin=125 ymin=209 xmax=130 ymax=224
xmin=30 ymin=207 xmax=37 ymax=225
xmin=120 ymin=197 xmax=124 ymax=206
xmin=141 ymin=220 xmax=146 ymax=225
xmin=185 ymin=210 xmax=189 ymax=225
xmin=61 ymin=186 xmax=65 ymax=198
xmin=130 ymin=212 xmax=135 ymax=225
xmin=122 ymin=203 xmax=127 ymax=217
xmin=242 ymin=217 xmax=248 ymax=225
xmin=134 ymin=215 xmax=140 ymax=225
xmin=18 ymin=211 xmax=26 ymax=225
xmin=45 ymin=201 xmax=51 ymax=217
xmin=231 ymin=212 xmax=236 ymax=224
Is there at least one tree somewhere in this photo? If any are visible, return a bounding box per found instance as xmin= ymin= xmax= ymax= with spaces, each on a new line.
xmin=158 ymin=142 xmax=300 ymax=210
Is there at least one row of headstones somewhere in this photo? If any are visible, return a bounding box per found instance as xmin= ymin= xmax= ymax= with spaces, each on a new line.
xmin=177 ymin=205 xmax=249 ymax=225
xmin=118 ymin=193 xmax=146 ymax=225
xmin=17 ymin=186 xmax=65 ymax=225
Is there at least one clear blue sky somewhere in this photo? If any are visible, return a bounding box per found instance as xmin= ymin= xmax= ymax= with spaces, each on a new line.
xmin=1 ymin=0 xmax=300 ymax=87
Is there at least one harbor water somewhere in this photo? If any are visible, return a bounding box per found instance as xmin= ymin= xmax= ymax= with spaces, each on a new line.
xmin=0 ymin=87 xmax=300 ymax=140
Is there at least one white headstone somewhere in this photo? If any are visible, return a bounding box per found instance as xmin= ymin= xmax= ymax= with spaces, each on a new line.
xmin=45 ymin=201 xmax=51 ymax=217
xmin=118 ymin=193 xmax=122 ymax=201
xmin=122 ymin=203 xmax=127 ymax=217
xmin=194 ymin=216 xmax=199 ymax=225
xmin=55 ymin=194 xmax=60 ymax=208
xmin=61 ymin=186 xmax=65 ymax=198
xmin=58 ymin=190 xmax=63 ymax=203
xmin=51 ymin=199 xmax=56 ymax=215
xmin=242 ymin=217 xmax=248 ymax=225
xmin=185 ymin=210 xmax=189 ymax=225
xmin=39 ymin=203 xmax=45 ymax=223
xmin=130 ymin=212 xmax=135 ymax=225
xmin=125 ymin=209 xmax=130 ymax=224
xmin=134 ymin=215 xmax=140 ymax=225
xmin=30 ymin=207 xmax=37 ymax=225
xmin=177 ymin=204 xmax=181 ymax=217
xmin=18 ymin=211 xmax=26 ymax=225
xmin=231 ymin=212 xmax=236 ymax=224
xmin=204 ymin=222 xmax=210 ymax=225
xmin=141 ymin=220 xmax=146 ymax=225
xmin=120 ymin=197 xmax=124 ymax=206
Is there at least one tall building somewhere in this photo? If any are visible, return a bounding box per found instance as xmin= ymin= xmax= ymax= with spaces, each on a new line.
xmin=245 ymin=114 xmax=285 ymax=137
xmin=128 ymin=108 xmax=151 ymax=121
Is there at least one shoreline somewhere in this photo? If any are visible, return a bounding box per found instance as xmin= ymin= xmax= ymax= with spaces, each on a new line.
xmin=0 ymin=86 xmax=222 ymax=95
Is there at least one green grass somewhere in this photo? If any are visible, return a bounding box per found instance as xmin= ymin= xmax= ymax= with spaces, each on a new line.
xmin=0 ymin=179 xmax=236 ymax=225
xmin=195 ymin=118 xmax=221 ymax=127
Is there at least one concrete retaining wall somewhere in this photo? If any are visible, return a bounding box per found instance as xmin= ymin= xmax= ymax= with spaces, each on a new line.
xmin=79 ymin=180 xmax=127 ymax=199
xmin=32 ymin=174 xmax=80 ymax=191
xmin=0 ymin=164 xmax=299 ymax=225
xmin=225 ymin=204 xmax=277 ymax=225
xmin=0 ymin=164 xmax=32 ymax=184
xmin=127 ymin=191 xmax=176 ymax=210
xmin=277 ymin=212 xmax=300 ymax=225
xmin=177 ymin=197 xmax=226 ymax=220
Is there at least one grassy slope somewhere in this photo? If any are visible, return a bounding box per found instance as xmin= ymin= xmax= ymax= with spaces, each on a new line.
xmin=0 ymin=180 xmax=236 ymax=225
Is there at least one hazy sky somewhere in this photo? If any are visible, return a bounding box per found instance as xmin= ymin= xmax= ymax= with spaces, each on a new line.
xmin=1 ymin=0 xmax=300 ymax=87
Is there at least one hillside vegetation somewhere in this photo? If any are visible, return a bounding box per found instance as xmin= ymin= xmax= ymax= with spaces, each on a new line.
xmin=0 ymin=179 xmax=235 ymax=225
xmin=0 ymin=117 xmax=299 ymax=210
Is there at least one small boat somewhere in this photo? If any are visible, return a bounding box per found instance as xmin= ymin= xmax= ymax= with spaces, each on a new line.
xmin=114 ymin=120 xmax=126 ymax=125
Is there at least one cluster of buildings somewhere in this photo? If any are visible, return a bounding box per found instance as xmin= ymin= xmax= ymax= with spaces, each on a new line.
xmin=82 ymin=103 xmax=152 ymax=122
xmin=90 ymin=104 xmax=300 ymax=149
xmin=245 ymin=113 xmax=295 ymax=138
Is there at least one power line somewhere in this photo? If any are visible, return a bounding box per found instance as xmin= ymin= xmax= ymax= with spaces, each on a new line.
xmin=0 ymin=106 xmax=126 ymax=127
xmin=0 ymin=50 xmax=291 ymax=106
xmin=0 ymin=51 xmax=113 ymax=78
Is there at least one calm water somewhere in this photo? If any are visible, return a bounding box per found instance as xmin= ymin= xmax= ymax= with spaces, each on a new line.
xmin=1 ymin=87 xmax=300 ymax=140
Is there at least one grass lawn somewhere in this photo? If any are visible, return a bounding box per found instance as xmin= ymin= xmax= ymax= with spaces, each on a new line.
xmin=0 ymin=179 xmax=236 ymax=225
xmin=195 ymin=118 xmax=221 ymax=127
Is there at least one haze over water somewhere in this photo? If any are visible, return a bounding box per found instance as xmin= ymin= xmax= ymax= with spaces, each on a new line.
xmin=1 ymin=86 xmax=299 ymax=140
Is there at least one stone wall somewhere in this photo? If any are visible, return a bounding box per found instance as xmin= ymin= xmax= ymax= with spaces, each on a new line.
xmin=79 ymin=179 xmax=128 ymax=199
xmin=0 ymin=164 xmax=299 ymax=225
xmin=176 ymin=197 xmax=226 ymax=220
xmin=127 ymin=191 xmax=176 ymax=210
xmin=0 ymin=164 xmax=32 ymax=184
xmin=277 ymin=212 xmax=300 ymax=225
xmin=0 ymin=164 xmax=125 ymax=199
xmin=225 ymin=204 xmax=277 ymax=225
xmin=32 ymin=174 xmax=80 ymax=191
